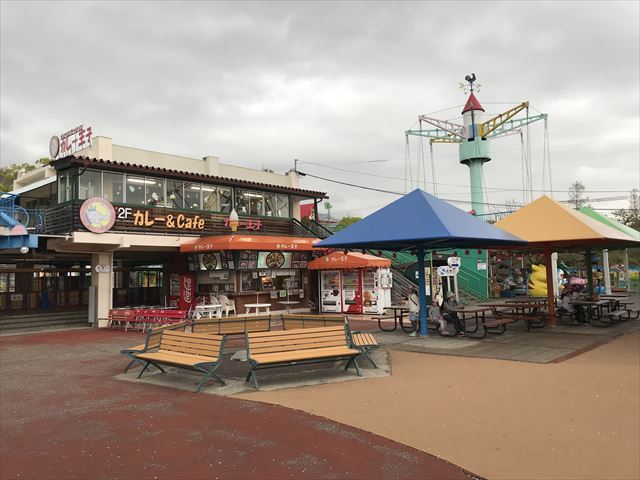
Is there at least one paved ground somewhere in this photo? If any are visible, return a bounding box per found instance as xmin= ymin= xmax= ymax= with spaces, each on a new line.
xmin=0 ymin=328 xmax=478 ymax=480
xmin=368 ymin=293 xmax=640 ymax=363
xmin=240 ymin=330 xmax=640 ymax=480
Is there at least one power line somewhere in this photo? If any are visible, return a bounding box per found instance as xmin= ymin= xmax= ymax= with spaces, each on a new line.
xmin=297 ymin=159 xmax=635 ymax=194
xmin=300 ymin=170 xmax=629 ymax=208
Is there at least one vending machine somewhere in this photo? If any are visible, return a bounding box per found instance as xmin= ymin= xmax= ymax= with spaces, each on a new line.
xmin=341 ymin=270 xmax=362 ymax=313
xmin=361 ymin=269 xmax=378 ymax=314
xmin=320 ymin=270 xmax=342 ymax=313
xmin=376 ymin=267 xmax=393 ymax=312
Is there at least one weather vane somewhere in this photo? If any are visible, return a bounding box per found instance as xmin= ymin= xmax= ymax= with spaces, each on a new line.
xmin=459 ymin=73 xmax=481 ymax=94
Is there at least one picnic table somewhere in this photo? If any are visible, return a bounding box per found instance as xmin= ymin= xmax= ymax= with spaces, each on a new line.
xmin=245 ymin=303 xmax=271 ymax=315
xmin=378 ymin=305 xmax=413 ymax=333
xmin=573 ymin=299 xmax=610 ymax=322
xmin=194 ymin=303 xmax=223 ymax=319
xmin=505 ymin=297 xmax=548 ymax=305
xmin=447 ymin=305 xmax=496 ymax=337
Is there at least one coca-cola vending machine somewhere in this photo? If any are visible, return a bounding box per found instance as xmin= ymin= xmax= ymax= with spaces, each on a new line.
xmin=178 ymin=274 xmax=196 ymax=311
xmin=168 ymin=273 xmax=180 ymax=307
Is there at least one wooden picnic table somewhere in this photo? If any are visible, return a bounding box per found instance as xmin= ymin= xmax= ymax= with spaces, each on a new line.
xmin=379 ymin=305 xmax=413 ymax=333
xmin=447 ymin=305 xmax=496 ymax=337
xmin=573 ymin=299 xmax=610 ymax=322
xmin=478 ymin=301 xmax=547 ymax=332
xmin=505 ymin=297 xmax=548 ymax=304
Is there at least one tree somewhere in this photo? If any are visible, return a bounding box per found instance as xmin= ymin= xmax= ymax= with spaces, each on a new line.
xmin=613 ymin=188 xmax=640 ymax=231
xmin=0 ymin=158 xmax=50 ymax=192
xmin=568 ymin=181 xmax=590 ymax=210
xmin=334 ymin=216 xmax=362 ymax=231
xmin=323 ymin=201 xmax=333 ymax=221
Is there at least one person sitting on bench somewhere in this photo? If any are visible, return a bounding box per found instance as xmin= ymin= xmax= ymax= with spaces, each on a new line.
xmin=442 ymin=291 xmax=465 ymax=337
xmin=560 ymin=287 xmax=585 ymax=323
xmin=428 ymin=299 xmax=448 ymax=335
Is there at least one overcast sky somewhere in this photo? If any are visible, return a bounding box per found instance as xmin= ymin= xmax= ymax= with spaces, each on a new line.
xmin=1 ymin=1 xmax=638 ymax=216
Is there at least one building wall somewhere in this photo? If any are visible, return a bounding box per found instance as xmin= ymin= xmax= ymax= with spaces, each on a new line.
xmin=75 ymin=136 xmax=300 ymax=188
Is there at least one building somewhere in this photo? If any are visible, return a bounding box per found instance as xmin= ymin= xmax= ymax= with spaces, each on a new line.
xmin=1 ymin=135 xmax=327 ymax=326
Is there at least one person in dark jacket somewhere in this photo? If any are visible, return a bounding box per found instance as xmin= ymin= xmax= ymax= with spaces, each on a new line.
xmin=442 ymin=291 xmax=465 ymax=337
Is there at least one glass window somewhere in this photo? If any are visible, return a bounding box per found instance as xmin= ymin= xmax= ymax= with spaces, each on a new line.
xmin=166 ymin=180 xmax=183 ymax=209
xmin=145 ymin=177 xmax=165 ymax=207
xmin=58 ymin=172 xmax=68 ymax=202
xmin=202 ymin=186 xmax=219 ymax=211
xmin=184 ymin=182 xmax=201 ymax=210
xmin=264 ymin=193 xmax=276 ymax=217
xmin=125 ymin=176 xmax=146 ymax=205
xmin=236 ymin=189 xmax=264 ymax=215
xmin=219 ymin=187 xmax=233 ymax=213
xmin=202 ymin=186 xmax=233 ymax=213
xmin=103 ymin=172 xmax=124 ymax=203
xmin=236 ymin=189 xmax=250 ymax=215
xmin=276 ymin=194 xmax=289 ymax=218
xmin=78 ymin=170 xmax=102 ymax=199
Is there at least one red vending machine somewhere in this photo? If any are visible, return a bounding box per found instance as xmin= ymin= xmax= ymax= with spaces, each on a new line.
xmin=168 ymin=273 xmax=180 ymax=307
xmin=341 ymin=270 xmax=362 ymax=314
xmin=178 ymin=274 xmax=196 ymax=311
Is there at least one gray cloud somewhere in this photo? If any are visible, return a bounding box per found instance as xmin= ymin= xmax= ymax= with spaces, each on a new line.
xmin=1 ymin=0 xmax=638 ymax=214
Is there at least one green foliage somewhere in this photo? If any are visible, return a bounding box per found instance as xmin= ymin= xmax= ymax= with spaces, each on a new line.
xmin=0 ymin=158 xmax=51 ymax=192
xmin=568 ymin=181 xmax=590 ymax=210
xmin=613 ymin=189 xmax=640 ymax=231
xmin=334 ymin=216 xmax=362 ymax=231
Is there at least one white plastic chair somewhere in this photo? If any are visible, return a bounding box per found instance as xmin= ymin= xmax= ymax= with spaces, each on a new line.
xmin=219 ymin=294 xmax=236 ymax=317
xmin=209 ymin=294 xmax=220 ymax=305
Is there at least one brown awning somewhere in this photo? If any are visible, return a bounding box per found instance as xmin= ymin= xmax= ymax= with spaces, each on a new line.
xmin=180 ymin=234 xmax=320 ymax=252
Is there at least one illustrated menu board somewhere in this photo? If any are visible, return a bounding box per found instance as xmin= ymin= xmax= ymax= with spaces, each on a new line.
xmin=238 ymin=251 xmax=259 ymax=269
xmin=187 ymin=252 xmax=235 ymax=271
xmin=291 ymin=252 xmax=308 ymax=268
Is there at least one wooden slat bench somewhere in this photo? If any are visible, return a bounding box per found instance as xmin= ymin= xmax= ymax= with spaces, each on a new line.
xmin=120 ymin=321 xmax=188 ymax=372
xmin=245 ymin=325 xmax=361 ymax=389
xmin=281 ymin=314 xmax=346 ymax=330
xmin=135 ymin=330 xmax=227 ymax=392
xmin=192 ymin=315 xmax=272 ymax=335
xmin=348 ymin=331 xmax=380 ymax=368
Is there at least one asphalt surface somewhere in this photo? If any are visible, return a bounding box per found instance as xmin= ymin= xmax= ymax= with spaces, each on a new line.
xmin=0 ymin=328 xmax=479 ymax=480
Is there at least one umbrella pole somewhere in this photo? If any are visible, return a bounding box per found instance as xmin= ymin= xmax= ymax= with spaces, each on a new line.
xmin=417 ymin=246 xmax=429 ymax=336
xmin=544 ymin=246 xmax=557 ymax=326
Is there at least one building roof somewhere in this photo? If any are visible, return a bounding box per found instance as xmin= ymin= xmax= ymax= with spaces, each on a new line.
xmin=461 ymin=92 xmax=485 ymax=114
xmin=51 ymin=155 xmax=328 ymax=199
xmin=316 ymin=189 xmax=526 ymax=251
xmin=495 ymin=196 xmax=639 ymax=247
xmin=578 ymin=206 xmax=640 ymax=241
xmin=180 ymin=234 xmax=320 ymax=252
xmin=308 ymin=252 xmax=391 ymax=270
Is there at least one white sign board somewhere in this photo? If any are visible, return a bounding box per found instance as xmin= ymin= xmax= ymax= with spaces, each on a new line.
xmin=447 ymin=256 xmax=462 ymax=268
xmin=437 ymin=265 xmax=458 ymax=277
xmin=95 ymin=264 xmax=111 ymax=273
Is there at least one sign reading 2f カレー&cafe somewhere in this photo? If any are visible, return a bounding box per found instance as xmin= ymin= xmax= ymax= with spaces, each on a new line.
xmin=118 ymin=208 xmax=205 ymax=230
xmin=78 ymin=198 xmax=269 ymax=234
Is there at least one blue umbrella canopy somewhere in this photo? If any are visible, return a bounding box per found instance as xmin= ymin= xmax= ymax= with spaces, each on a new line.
xmin=317 ymin=189 xmax=527 ymax=250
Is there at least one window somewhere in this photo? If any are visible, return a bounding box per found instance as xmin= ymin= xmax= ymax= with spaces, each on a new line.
xmin=276 ymin=194 xmax=289 ymax=218
xmin=103 ymin=172 xmax=124 ymax=203
xmin=202 ymin=185 xmax=233 ymax=213
xmin=184 ymin=182 xmax=201 ymax=210
xmin=125 ymin=176 xmax=146 ymax=205
xmin=166 ymin=180 xmax=183 ymax=208
xmin=145 ymin=177 xmax=165 ymax=207
xmin=0 ymin=272 xmax=15 ymax=293
xmin=264 ymin=193 xmax=289 ymax=217
xmin=264 ymin=193 xmax=276 ymax=217
xmin=58 ymin=172 xmax=68 ymax=202
xmin=78 ymin=170 xmax=102 ymax=199
xmin=236 ymin=189 xmax=264 ymax=215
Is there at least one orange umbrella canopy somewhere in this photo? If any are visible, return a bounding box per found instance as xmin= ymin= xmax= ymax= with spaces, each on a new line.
xmin=495 ymin=196 xmax=638 ymax=248
xmin=308 ymin=252 xmax=391 ymax=270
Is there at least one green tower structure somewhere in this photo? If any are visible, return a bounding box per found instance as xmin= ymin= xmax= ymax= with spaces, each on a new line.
xmin=405 ymin=74 xmax=548 ymax=298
